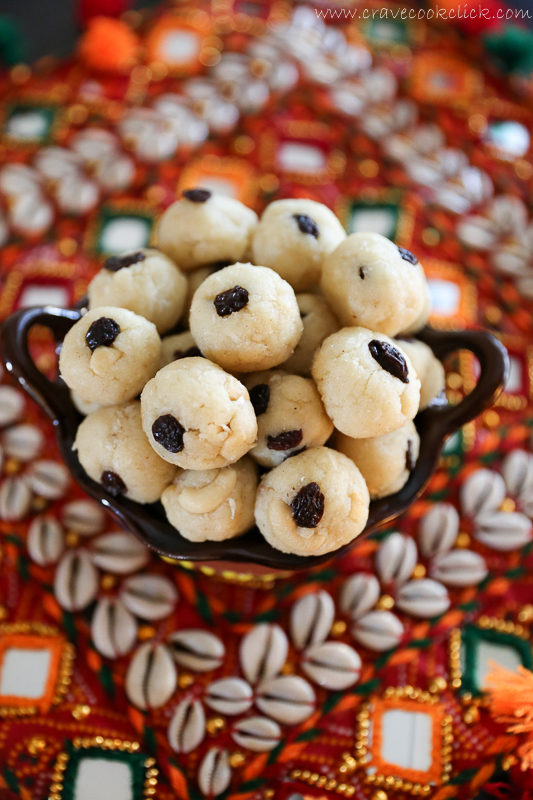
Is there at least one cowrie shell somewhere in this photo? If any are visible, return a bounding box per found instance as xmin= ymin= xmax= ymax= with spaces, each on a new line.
xmin=27 ymin=515 xmax=65 ymax=566
xmin=54 ymin=550 xmax=99 ymax=611
xmin=255 ymin=675 xmax=315 ymax=724
xmin=339 ymin=573 xmax=380 ymax=620
xmin=396 ymin=578 xmax=450 ymax=618
xmin=125 ymin=642 xmax=177 ymax=710
xmin=91 ymin=597 xmax=137 ymax=659
xmin=239 ymin=624 xmax=288 ymax=685
xmin=301 ymin=641 xmax=361 ymax=690
xmin=3 ymin=424 xmax=44 ymax=461
xmin=375 ymin=532 xmax=417 ymax=586
xmin=460 ymin=469 xmax=505 ymax=516
xmin=120 ymin=574 xmax=178 ymax=620
xmin=352 ymin=610 xmax=404 ymax=652
xmin=0 ymin=386 xmax=25 ymax=427
xmin=26 ymin=460 xmax=69 ymax=500
xmin=474 ymin=510 xmax=533 ymax=551
xmin=91 ymin=532 xmax=150 ymax=574
xmin=231 ymin=716 xmax=282 ymax=752
xmin=502 ymin=450 xmax=533 ymax=497
xmin=0 ymin=476 xmax=32 ymax=521
xmin=168 ymin=629 xmax=225 ymax=672
xmin=205 ymin=677 xmax=253 ymax=716
xmin=168 ymin=697 xmax=206 ymax=754
xmin=198 ymin=748 xmax=231 ymax=798
xmin=418 ymin=503 xmax=459 ymax=558
xmin=290 ymin=590 xmax=334 ymax=650
xmin=61 ymin=499 xmax=106 ymax=536
xmin=430 ymin=549 xmax=488 ymax=588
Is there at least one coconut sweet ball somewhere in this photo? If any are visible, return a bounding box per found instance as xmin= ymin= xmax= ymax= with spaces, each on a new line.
xmin=321 ymin=232 xmax=428 ymax=337
xmin=162 ymin=456 xmax=258 ymax=542
xmin=244 ymin=370 xmax=333 ymax=467
xmin=255 ymin=446 xmax=370 ymax=557
xmin=59 ymin=306 xmax=161 ymax=406
xmin=156 ymin=189 xmax=258 ymax=271
xmin=251 ymin=198 xmax=347 ymax=291
xmin=88 ymin=248 xmax=187 ymax=334
xmin=312 ymin=327 xmax=420 ymax=439
xmin=336 ymin=421 xmax=420 ymax=500
xmin=190 ymin=262 xmax=303 ymax=373
xmin=140 ymin=357 xmax=257 ymax=470
xmin=283 ymin=293 xmax=340 ymax=377
xmin=74 ymin=401 xmax=177 ymax=503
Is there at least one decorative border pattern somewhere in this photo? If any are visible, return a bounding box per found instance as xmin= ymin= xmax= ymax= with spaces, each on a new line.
xmin=49 ymin=737 xmax=157 ymax=800
xmin=449 ymin=618 xmax=532 ymax=698
xmin=355 ymin=687 xmax=453 ymax=794
xmin=0 ymin=622 xmax=74 ymax=717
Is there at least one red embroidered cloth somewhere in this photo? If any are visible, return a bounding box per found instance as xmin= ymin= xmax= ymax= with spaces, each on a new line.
xmin=0 ymin=3 xmax=533 ymax=799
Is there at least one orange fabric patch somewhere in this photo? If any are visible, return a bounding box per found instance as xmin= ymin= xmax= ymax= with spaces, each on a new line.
xmin=367 ymin=696 xmax=444 ymax=785
xmin=0 ymin=632 xmax=65 ymax=714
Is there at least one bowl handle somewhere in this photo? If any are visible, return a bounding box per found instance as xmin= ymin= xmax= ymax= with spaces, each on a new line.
xmin=418 ymin=327 xmax=509 ymax=431
xmin=1 ymin=306 xmax=82 ymax=424
xmin=1 ymin=308 xmax=509 ymax=437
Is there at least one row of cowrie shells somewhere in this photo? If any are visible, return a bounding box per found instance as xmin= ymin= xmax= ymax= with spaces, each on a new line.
xmin=375 ymin=532 xmax=417 ymax=586
xmin=3 ymin=424 xmax=43 ymax=461
xmin=125 ymin=642 xmax=177 ymax=710
xmin=29 ymin=517 xmax=151 ymax=572
xmin=240 ymin=622 xmax=362 ymax=690
xmin=0 ymin=385 xmax=25 ymax=427
xmin=54 ymin=550 xmax=178 ymax=616
xmin=27 ymin=502 xmax=108 ymax=567
xmin=0 ymin=460 xmax=70 ymax=522
xmin=418 ymin=503 xmax=490 ymax=587
xmin=474 ymin=510 xmax=532 ymax=551
xmin=168 ymin=673 xmax=316 ymax=756
xmin=126 ymin=630 xmax=224 ymax=708
xmin=502 ymin=449 xmax=533 ymax=498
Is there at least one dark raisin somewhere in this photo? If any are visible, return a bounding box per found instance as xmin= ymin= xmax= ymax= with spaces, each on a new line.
xmin=152 ymin=414 xmax=185 ymax=453
xmin=213 ymin=260 xmax=232 ymax=270
xmin=214 ymin=285 xmax=249 ymax=317
xmin=249 ymin=383 xmax=270 ymax=416
xmin=101 ymin=470 xmax=127 ymax=497
xmin=359 ymin=266 xmax=366 ymax=279
xmin=368 ymin=340 xmax=409 ymax=383
xmin=173 ymin=346 xmax=203 ymax=361
xmin=85 ymin=317 xmax=120 ymax=351
xmin=291 ymin=482 xmax=325 ymax=528
xmin=183 ymin=188 xmax=211 ymax=203
xmin=406 ymin=440 xmax=415 ymax=472
xmin=293 ymin=214 xmax=319 ymax=238
xmin=397 ymin=246 xmax=418 ymax=265
xmin=267 ymin=429 xmax=303 ymax=451
xmin=104 ymin=252 xmax=145 ymax=272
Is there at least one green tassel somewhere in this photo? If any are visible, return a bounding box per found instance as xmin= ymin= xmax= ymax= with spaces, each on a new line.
xmin=0 ymin=16 xmax=26 ymax=67
xmin=483 ymin=24 xmax=533 ymax=77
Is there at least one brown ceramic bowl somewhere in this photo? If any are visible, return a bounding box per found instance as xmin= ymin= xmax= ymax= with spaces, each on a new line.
xmin=2 ymin=305 xmax=508 ymax=571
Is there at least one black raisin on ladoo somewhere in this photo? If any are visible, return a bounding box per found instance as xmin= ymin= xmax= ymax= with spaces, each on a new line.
xmin=291 ymin=482 xmax=325 ymax=528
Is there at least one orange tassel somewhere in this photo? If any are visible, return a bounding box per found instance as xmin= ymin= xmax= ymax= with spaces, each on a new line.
xmin=78 ymin=16 xmax=140 ymax=73
xmin=485 ymin=662 xmax=533 ymax=770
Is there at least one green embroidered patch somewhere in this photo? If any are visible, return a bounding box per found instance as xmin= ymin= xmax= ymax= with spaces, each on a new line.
xmin=459 ymin=623 xmax=533 ymax=696
xmin=3 ymin=104 xmax=56 ymax=143
xmin=58 ymin=744 xmax=149 ymax=800
xmin=348 ymin=202 xmax=400 ymax=240
xmin=91 ymin=206 xmax=155 ymax=256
